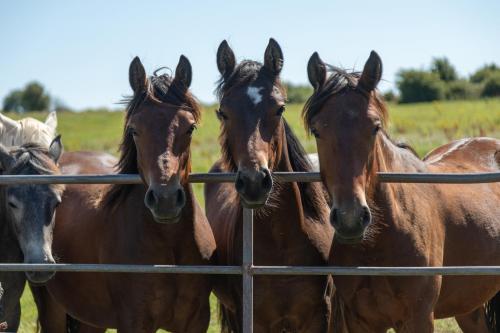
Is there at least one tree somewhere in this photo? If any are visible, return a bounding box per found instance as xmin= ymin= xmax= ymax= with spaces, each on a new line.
xmin=21 ymin=82 xmax=50 ymax=111
xmin=470 ymin=64 xmax=500 ymax=83
xmin=2 ymin=90 xmax=24 ymax=112
xmin=396 ymin=70 xmax=445 ymax=103
xmin=431 ymin=57 xmax=458 ymax=82
xmin=2 ymin=81 xmax=50 ymax=112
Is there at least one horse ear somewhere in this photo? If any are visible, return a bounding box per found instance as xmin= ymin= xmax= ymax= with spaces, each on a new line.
xmin=0 ymin=113 xmax=20 ymax=131
xmin=0 ymin=145 xmax=15 ymax=172
xmin=264 ymin=38 xmax=284 ymax=76
xmin=45 ymin=111 xmax=57 ymax=131
xmin=174 ymin=55 xmax=192 ymax=90
xmin=307 ymin=52 xmax=327 ymax=90
xmin=358 ymin=51 xmax=383 ymax=92
xmin=216 ymin=40 xmax=236 ymax=78
xmin=48 ymin=135 xmax=63 ymax=164
xmin=129 ymin=56 xmax=147 ymax=94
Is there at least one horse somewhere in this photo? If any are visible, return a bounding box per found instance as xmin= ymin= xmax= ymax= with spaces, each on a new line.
xmin=304 ymin=50 xmax=500 ymax=332
xmin=205 ymin=39 xmax=334 ymax=332
xmin=31 ymin=150 xmax=118 ymax=333
xmin=35 ymin=55 xmax=216 ymax=333
xmin=0 ymin=138 xmax=63 ymax=332
xmin=0 ymin=111 xmax=57 ymax=148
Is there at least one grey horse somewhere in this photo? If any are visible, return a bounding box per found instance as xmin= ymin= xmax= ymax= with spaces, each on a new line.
xmin=0 ymin=137 xmax=63 ymax=331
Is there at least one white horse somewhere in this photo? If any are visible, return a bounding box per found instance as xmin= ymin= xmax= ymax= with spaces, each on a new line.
xmin=0 ymin=112 xmax=57 ymax=148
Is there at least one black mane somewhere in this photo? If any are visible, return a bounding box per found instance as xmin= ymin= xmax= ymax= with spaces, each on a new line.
xmin=215 ymin=60 xmax=282 ymax=101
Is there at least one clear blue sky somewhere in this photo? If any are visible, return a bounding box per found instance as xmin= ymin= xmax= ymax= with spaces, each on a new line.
xmin=1 ymin=0 xmax=499 ymax=110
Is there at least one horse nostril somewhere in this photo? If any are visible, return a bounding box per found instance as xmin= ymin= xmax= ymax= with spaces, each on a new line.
xmin=361 ymin=206 xmax=371 ymax=226
xmin=330 ymin=208 xmax=339 ymax=227
xmin=235 ymin=172 xmax=245 ymax=193
xmin=176 ymin=188 xmax=186 ymax=208
xmin=145 ymin=189 xmax=157 ymax=208
xmin=261 ymin=169 xmax=272 ymax=191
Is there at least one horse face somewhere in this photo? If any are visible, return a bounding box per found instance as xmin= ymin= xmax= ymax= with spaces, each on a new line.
xmin=216 ymin=39 xmax=286 ymax=208
xmin=127 ymin=56 xmax=195 ymax=224
xmin=0 ymin=138 xmax=63 ymax=283
xmin=306 ymin=51 xmax=383 ymax=244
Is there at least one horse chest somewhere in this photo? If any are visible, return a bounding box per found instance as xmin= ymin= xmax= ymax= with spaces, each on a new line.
xmin=336 ymin=276 xmax=408 ymax=327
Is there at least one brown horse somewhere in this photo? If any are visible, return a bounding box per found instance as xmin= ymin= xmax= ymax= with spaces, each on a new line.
xmin=304 ymin=50 xmax=500 ymax=332
xmin=37 ymin=55 xmax=216 ymax=332
xmin=205 ymin=39 xmax=334 ymax=332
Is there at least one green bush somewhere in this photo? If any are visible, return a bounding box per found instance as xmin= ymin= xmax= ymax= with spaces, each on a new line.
xmin=445 ymin=80 xmax=482 ymax=100
xmin=481 ymin=72 xmax=500 ymax=97
xmin=383 ymin=90 xmax=398 ymax=102
xmin=470 ymin=64 xmax=500 ymax=83
xmin=284 ymin=82 xmax=313 ymax=104
xmin=396 ymin=70 xmax=445 ymax=103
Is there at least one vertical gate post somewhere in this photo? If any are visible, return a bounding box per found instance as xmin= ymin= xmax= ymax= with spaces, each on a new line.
xmin=242 ymin=208 xmax=254 ymax=333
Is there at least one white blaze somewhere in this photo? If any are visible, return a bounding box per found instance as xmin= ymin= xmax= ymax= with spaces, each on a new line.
xmin=247 ymin=86 xmax=264 ymax=105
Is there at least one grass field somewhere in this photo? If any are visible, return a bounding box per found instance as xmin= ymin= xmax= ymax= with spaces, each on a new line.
xmin=8 ymin=97 xmax=500 ymax=332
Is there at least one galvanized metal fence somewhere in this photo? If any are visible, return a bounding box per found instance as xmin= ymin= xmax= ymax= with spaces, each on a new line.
xmin=1 ymin=171 xmax=500 ymax=333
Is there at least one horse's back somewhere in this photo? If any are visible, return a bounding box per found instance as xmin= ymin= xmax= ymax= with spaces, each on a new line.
xmin=424 ymin=137 xmax=500 ymax=172
xmin=60 ymin=151 xmax=117 ymax=174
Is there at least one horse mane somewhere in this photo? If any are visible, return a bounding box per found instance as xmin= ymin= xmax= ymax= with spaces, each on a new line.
xmin=2 ymin=143 xmax=64 ymax=194
xmin=282 ymin=121 xmax=329 ymax=220
xmin=8 ymin=143 xmax=60 ymax=176
xmin=302 ymin=65 xmax=419 ymax=157
xmin=101 ymin=70 xmax=201 ymax=210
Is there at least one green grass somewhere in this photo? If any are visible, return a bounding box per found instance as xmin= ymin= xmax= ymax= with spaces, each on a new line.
xmin=9 ymin=97 xmax=500 ymax=332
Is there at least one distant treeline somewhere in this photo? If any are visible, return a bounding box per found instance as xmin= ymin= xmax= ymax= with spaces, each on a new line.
xmin=392 ymin=58 xmax=500 ymax=103
xmin=3 ymin=58 xmax=500 ymax=112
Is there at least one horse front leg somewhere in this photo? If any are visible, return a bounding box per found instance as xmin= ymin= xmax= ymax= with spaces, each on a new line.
xmin=455 ymin=306 xmax=491 ymax=333
xmin=396 ymin=310 xmax=434 ymax=333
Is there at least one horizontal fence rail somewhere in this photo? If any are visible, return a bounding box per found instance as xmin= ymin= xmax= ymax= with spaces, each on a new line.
xmin=378 ymin=172 xmax=500 ymax=183
xmin=0 ymin=264 xmax=500 ymax=276
xmin=0 ymin=171 xmax=499 ymax=184
xmin=0 ymin=171 xmax=499 ymax=333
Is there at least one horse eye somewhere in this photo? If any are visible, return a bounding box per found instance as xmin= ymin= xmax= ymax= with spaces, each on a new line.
xmin=216 ymin=109 xmax=228 ymax=120
xmin=128 ymin=127 xmax=138 ymax=137
xmin=311 ymin=128 xmax=320 ymax=139
xmin=276 ymin=106 xmax=285 ymax=116
xmin=373 ymin=123 xmax=381 ymax=135
xmin=187 ymin=124 xmax=197 ymax=136
xmin=8 ymin=201 xmax=18 ymax=209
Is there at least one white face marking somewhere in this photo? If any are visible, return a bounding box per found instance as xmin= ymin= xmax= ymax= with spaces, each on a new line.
xmin=247 ymin=86 xmax=264 ymax=106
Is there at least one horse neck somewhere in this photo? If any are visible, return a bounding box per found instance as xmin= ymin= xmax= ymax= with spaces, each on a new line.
xmin=367 ymin=133 xmax=427 ymax=229
xmin=255 ymin=125 xmax=305 ymax=230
